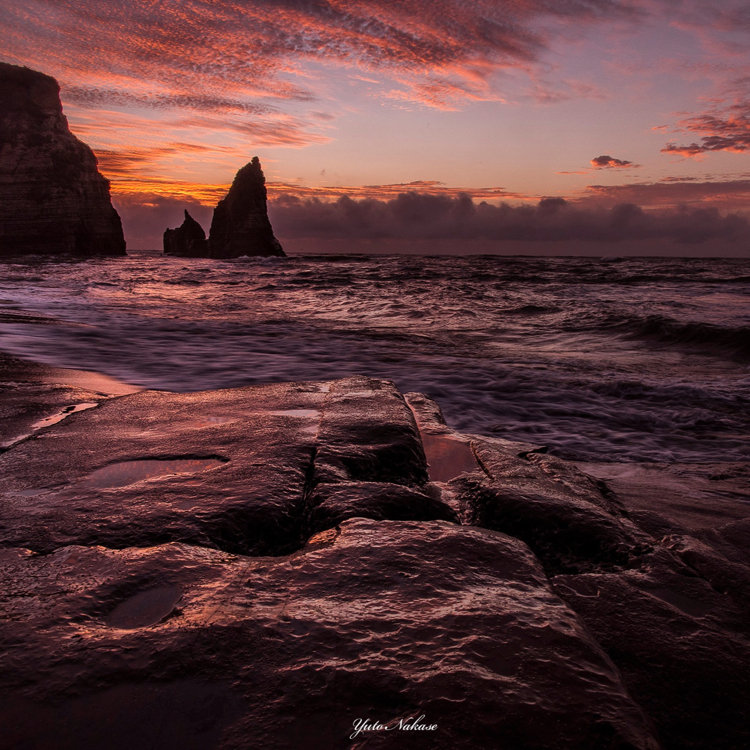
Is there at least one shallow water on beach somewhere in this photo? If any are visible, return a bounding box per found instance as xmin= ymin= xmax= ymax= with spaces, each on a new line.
xmin=0 ymin=252 xmax=748 ymax=462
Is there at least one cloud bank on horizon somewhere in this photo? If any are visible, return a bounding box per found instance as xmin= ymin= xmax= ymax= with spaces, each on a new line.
xmin=0 ymin=0 xmax=748 ymax=252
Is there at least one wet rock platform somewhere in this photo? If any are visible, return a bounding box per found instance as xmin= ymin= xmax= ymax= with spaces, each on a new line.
xmin=0 ymin=368 xmax=748 ymax=749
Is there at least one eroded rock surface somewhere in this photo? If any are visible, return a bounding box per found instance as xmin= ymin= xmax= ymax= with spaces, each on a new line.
xmin=0 ymin=63 xmax=125 ymax=257
xmin=0 ymin=520 xmax=658 ymax=750
xmin=408 ymin=394 xmax=750 ymax=750
xmin=207 ymin=157 xmax=284 ymax=258
xmin=0 ymin=381 xmax=322 ymax=554
xmin=163 ymin=209 xmax=208 ymax=257
xmin=556 ymin=461 xmax=750 ymax=750
xmin=0 ymin=377 xmax=748 ymax=749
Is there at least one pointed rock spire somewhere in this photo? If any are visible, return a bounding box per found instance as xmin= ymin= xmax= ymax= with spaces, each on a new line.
xmin=207 ymin=156 xmax=285 ymax=258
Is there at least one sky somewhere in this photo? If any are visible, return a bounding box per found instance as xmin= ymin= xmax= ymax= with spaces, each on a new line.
xmin=1 ymin=0 xmax=749 ymax=253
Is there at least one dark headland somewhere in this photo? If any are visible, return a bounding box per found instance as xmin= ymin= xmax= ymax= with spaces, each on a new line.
xmin=0 ymin=347 xmax=748 ymax=750
xmin=0 ymin=63 xmax=125 ymax=257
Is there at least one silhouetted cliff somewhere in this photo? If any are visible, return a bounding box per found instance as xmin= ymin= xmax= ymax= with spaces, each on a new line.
xmin=0 ymin=63 xmax=125 ymax=257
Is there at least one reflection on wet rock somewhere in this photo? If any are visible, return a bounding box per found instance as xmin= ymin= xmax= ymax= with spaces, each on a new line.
xmin=0 ymin=521 xmax=658 ymax=750
xmin=107 ymin=585 xmax=183 ymax=629
xmin=0 ymin=377 xmax=748 ymax=748
xmin=82 ymin=457 xmax=227 ymax=490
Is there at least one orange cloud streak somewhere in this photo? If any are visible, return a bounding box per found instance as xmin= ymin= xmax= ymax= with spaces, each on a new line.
xmin=580 ymin=178 xmax=750 ymax=211
xmin=108 ymin=177 xmax=535 ymax=207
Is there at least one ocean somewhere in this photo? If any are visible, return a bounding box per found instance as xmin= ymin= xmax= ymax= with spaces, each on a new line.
xmin=1 ymin=253 xmax=748 ymax=463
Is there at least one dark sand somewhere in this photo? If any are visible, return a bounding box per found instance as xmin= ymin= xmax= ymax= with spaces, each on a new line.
xmin=0 ymin=349 xmax=138 ymax=450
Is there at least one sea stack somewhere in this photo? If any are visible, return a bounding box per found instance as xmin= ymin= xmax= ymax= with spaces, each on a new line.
xmin=163 ymin=209 xmax=208 ymax=257
xmin=207 ymin=157 xmax=285 ymax=258
xmin=0 ymin=63 xmax=126 ymax=257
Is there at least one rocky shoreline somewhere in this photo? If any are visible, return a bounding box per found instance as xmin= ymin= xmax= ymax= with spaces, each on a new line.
xmin=0 ymin=351 xmax=748 ymax=749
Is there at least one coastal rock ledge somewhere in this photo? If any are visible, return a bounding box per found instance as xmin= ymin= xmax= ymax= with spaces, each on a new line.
xmin=0 ymin=376 xmax=748 ymax=749
xmin=0 ymin=63 xmax=125 ymax=257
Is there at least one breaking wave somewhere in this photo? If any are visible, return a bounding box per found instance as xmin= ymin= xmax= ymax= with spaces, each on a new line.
xmin=605 ymin=314 xmax=750 ymax=362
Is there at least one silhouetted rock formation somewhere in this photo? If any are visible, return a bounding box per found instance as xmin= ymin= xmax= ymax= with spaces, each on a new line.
xmin=163 ymin=210 xmax=207 ymax=257
xmin=0 ymin=63 xmax=125 ymax=257
xmin=207 ymin=156 xmax=284 ymax=258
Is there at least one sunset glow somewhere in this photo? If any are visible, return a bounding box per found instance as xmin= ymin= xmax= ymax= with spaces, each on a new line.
xmin=1 ymin=0 xmax=748 ymax=251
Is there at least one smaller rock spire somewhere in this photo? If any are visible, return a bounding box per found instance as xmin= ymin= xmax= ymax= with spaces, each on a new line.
xmin=163 ymin=209 xmax=207 ymax=257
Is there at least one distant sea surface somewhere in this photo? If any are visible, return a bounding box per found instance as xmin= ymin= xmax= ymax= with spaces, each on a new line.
xmin=1 ymin=253 xmax=748 ymax=463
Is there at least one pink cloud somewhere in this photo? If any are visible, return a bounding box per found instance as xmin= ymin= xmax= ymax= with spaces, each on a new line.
xmin=661 ymin=101 xmax=750 ymax=156
xmin=591 ymin=154 xmax=638 ymax=168
xmin=581 ymin=178 xmax=750 ymax=211
xmin=557 ymin=155 xmax=640 ymax=176
xmin=0 ymin=0 xmax=643 ymax=113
